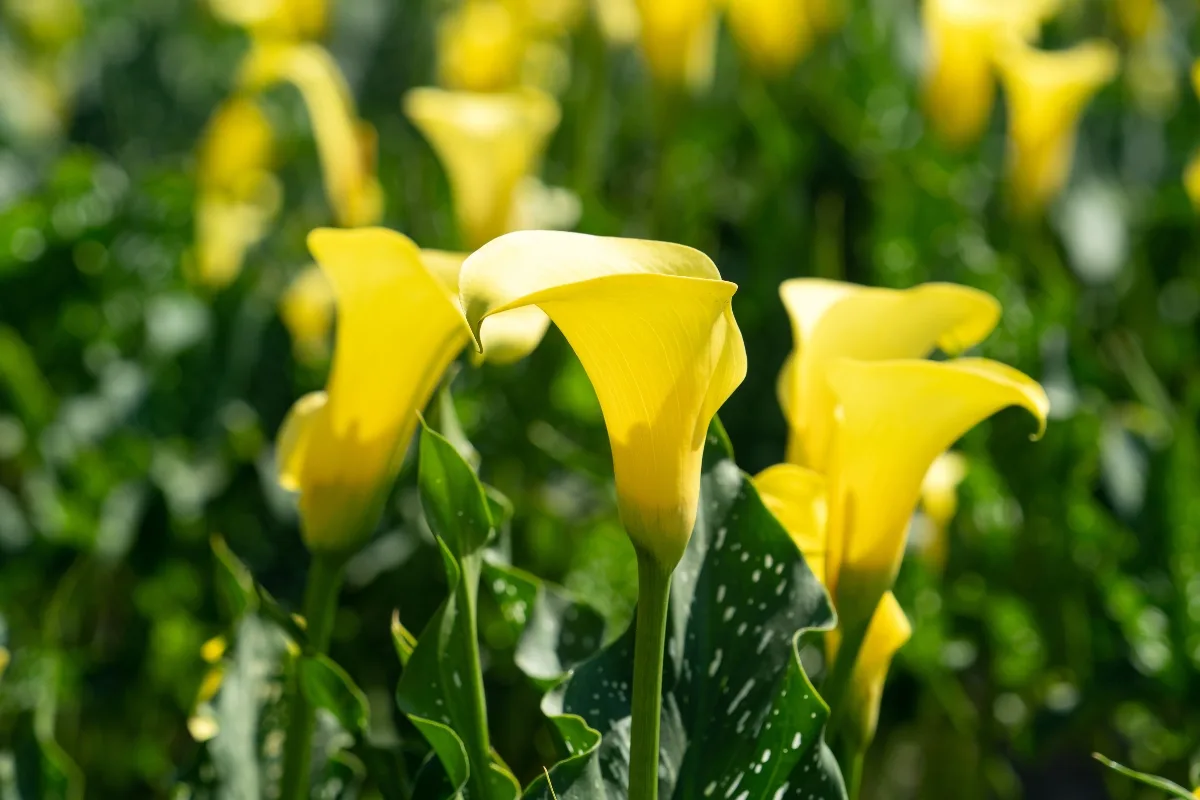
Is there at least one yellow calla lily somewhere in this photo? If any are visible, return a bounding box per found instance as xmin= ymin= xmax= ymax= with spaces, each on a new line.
xmin=843 ymin=591 xmax=911 ymax=746
xmin=192 ymin=97 xmax=282 ymax=287
xmin=280 ymin=265 xmax=335 ymax=364
xmin=824 ymin=358 xmax=1049 ymax=607
xmin=1115 ymin=0 xmax=1163 ymax=41
xmin=276 ymin=228 xmax=471 ymax=551
xmin=777 ymin=279 xmax=1000 ymax=472
xmin=921 ymin=0 xmax=1058 ymax=147
xmin=995 ymin=39 xmax=1119 ymax=214
xmin=208 ymin=0 xmax=327 ymax=41
xmin=726 ymin=0 xmax=812 ymax=75
xmin=437 ymin=0 xmax=527 ymax=92
xmin=917 ymin=451 xmax=968 ymax=572
xmin=459 ymin=230 xmax=746 ymax=568
xmin=240 ymin=41 xmax=383 ymax=228
xmin=634 ymin=0 xmax=718 ymax=91
xmin=593 ymin=0 xmax=641 ymax=46
xmin=1185 ymin=62 xmax=1200 ymax=210
xmin=404 ymin=87 xmax=561 ymax=249
xmin=754 ymin=463 xmax=827 ymax=582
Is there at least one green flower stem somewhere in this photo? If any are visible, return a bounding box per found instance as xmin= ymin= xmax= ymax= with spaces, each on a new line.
xmin=843 ymin=741 xmax=865 ymax=800
xmin=628 ymin=549 xmax=673 ymax=800
xmin=457 ymin=552 xmax=493 ymax=800
xmin=280 ymin=552 xmax=345 ymax=800
xmin=819 ymin=609 xmax=871 ymax=742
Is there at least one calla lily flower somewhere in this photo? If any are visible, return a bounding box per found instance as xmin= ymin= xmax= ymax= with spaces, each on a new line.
xmin=459 ymin=230 xmax=746 ymax=569
xmin=240 ymin=41 xmax=383 ymax=228
xmin=280 ymin=265 xmax=335 ymax=364
xmin=404 ymin=87 xmax=561 ymax=249
xmin=843 ymin=592 xmax=911 ymax=745
xmin=276 ymin=228 xmax=471 ymax=551
xmin=755 ymin=462 xmax=909 ymax=747
xmin=593 ymin=0 xmax=641 ymax=46
xmin=634 ymin=0 xmax=718 ymax=91
xmin=921 ymin=0 xmax=1058 ymax=147
xmin=824 ymin=358 xmax=1049 ymax=607
xmin=193 ymin=96 xmax=282 ymax=287
xmin=437 ymin=0 xmax=526 ymax=92
xmin=777 ymin=279 xmax=1000 ymax=471
xmin=726 ymin=0 xmax=812 ymax=75
xmin=916 ymin=451 xmax=968 ymax=572
xmin=995 ymin=39 xmax=1119 ymax=214
xmin=208 ymin=0 xmax=327 ymax=41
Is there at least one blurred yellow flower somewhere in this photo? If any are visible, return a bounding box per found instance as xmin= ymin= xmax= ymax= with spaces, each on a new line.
xmin=1114 ymin=0 xmax=1163 ymax=42
xmin=921 ymin=0 xmax=1059 ymax=147
xmin=726 ymin=0 xmax=812 ymax=75
xmin=777 ymin=279 xmax=1000 ymax=471
xmin=209 ymin=0 xmax=327 ymax=41
xmin=277 ymin=228 xmax=471 ymax=551
xmin=916 ymin=451 xmax=968 ymax=572
xmin=437 ymin=0 xmax=527 ymax=92
xmin=825 ymin=358 xmax=1048 ymax=610
xmin=1185 ymin=62 xmax=1200 ymax=210
xmin=240 ymin=42 xmax=383 ymax=228
xmin=404 ymin=87 xmax=561 ymax=248
xmin=192 ymin=97 xmax=282 ymax=287
xmin=592 ymin=0 xmax=641 ymax=46
xmin=634 ymin=0 xmax=718 ymax=91
xmin=509 ymin=0 xmax=587 ymax=35
xmin=459 ymin=230 xmax=746 ymax=568
xmin=995 ymin=39 xmax=1119 ymax=215
xmin=7 ymin=0 xmax=83 ymax=49
xmin=280 ymin=265 xmax=335 ymax=364
xmin=0 ymin=51 xmax=72 ymax=141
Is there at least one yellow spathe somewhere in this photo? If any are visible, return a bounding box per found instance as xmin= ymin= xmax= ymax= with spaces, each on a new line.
xmin=208 ymin=0 xmax=327 ymax=41
xmin=192 ymin=96 xmax=281 ymax=287
xmin=280 ymin=265 xmax=335 ymax=363
xmin=754 ymin=463 xmax=827 ymax=583
xmin=917 ymin=451 xmax=968 ymax=571
xmin=777 ymin=279 xmax=1000 ymax=472
xmin=921 ymin=0 xmax=1058 ymax=147
xmin=277 ymin=228 xmax=471 ymax=551
xmin=459 ymin=230 xmax=746 ymax=568
xmin=634 ymin=0 xmax=718 ymax=91
xmin=824 ymin=358 xmax=1049 ymax=599
xmin=726 ymin=0 xmax=812 ymax=75
xmin=240 ymin=42 xmax=383 ymax=228
xmin=995 ymin=39 xmax=1119 ymax=214
xmin=845 ymin=591 xmax=911 ymax=745
xmin=437 ymin=0 xmax=526 ymax=92
xmin=404 ymin=87 xmax=561 ymax=249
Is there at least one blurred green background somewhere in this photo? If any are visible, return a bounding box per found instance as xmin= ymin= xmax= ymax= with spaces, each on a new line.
xmin=2 ymin=0 xmax=1200 ymax=797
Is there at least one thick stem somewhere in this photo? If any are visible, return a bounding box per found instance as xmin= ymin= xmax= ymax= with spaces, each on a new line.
xmin=628 ymin=549 xmax=673 ymax=800
xmin=457 ymin=553 xmax=493 ymax=800
xmin=279 ymin=553 xmax=345 ymax=800
xmin=844 ymin=744 xmax=865 ymax=800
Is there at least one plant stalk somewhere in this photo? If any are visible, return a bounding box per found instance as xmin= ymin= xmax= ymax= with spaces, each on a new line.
xmin=456 ymin=552 xmax=493 ymax=800
xmin=279 ymin=553 xmax=345 ymax=800
xmin=843 ymin=741 xmax=865 ymax=800
xmin=628 ymin=549 xmax=673 ymax=800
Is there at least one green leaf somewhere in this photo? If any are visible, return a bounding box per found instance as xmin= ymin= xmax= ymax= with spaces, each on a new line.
xmin=211 ymin=535 xmax=258 ymax=621
xmin=299 ymin=654 xmax=370 ymax=735
xmin=528 ymin=421 xmax=846 ymax=799
xmin=1093 ymin=753 xmax=1196 ymax=799
xmin=482 ymin=558 xmax=606 ymax=691
xmin=419 ymin=420 xmax=494 ymax=556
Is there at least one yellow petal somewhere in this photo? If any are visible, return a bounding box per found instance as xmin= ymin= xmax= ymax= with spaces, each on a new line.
xmin=593 ymin=0 xmax=641 ymax=45
xmin=459 ymin=230 xmax=746 ymax=568
xmin=419 ymin=249 xmax=552 ymax=365
xmin=921 ymin=0 xmax=1057 ymax=147
xmin=779 ymin=279 xmax=1000 ymax=471
xmin=845 ymin=592 xmax=911 ymax=745
xmin=240 ymin=42 xmax=383 ymax=227
xmin=404 ymin=87 xmax=561 ymax=249
xmin=196 ymin=96 xmax=275 ymax=191
xmin=995 ymin=39 xmax=1119 ymax=214
xmin=754 ymin=464 xmax=827 ymax=584
xmin=437 ymin=0 xmax=526 ymax=92
xmin=209 ymin=0 xmax=327 ymax=40
xmin=825 ymin=358 xmax=1048 ymax=598
xmin=1185 ymin=150 xmax=1200 ymax=212
xmin=726 ymin=0 xmax=812 ymax=75
xmin=916 ymin=450 xmax=968 ymax=572
xmin=634 ymin=0 xmax=719 ymax=90
xmin=280 ymin=265 xmax=335 ymax=363
xmin=278 ymin=228 xmax=471 ymax=551
xmin=193 ymin=173 xmax=283 ymax=288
